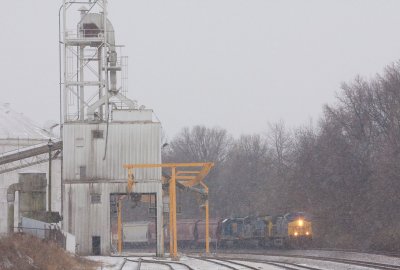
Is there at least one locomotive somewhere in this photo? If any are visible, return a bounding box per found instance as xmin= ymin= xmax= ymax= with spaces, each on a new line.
xmin=219 ymin=212 xmax=312 ymax=248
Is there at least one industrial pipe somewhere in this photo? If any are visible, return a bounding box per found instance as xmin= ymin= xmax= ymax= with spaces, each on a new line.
xmin=80 ymin=13 xmax=117 ymax=93
xmin=7 ymin=183 xmax=21 ymax=233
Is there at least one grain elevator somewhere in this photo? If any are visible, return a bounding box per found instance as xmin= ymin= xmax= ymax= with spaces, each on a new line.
xmin=61 ymin=0 xmax=163 ymax=255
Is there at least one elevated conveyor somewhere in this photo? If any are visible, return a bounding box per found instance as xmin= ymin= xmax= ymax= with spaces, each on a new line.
xmin=0 ymin=140 xmax=62 ymax=174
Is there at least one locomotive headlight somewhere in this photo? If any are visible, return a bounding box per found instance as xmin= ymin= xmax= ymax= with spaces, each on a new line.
xmin=294 ymin=232 xmax=298 ymax=236
xmin=298 ymin=219 xmax=304 ymax=227
xmin=306 ymin=231 xmax=310 ymax=235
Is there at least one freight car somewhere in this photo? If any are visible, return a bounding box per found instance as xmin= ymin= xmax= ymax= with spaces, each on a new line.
xmin=176 ymin=219 xmax=197 ymax=247
xmin=118 ymin=212 xmax=312 ymax=250
xmin=195 ymin=219 xmax=219 ymax=246
xmin=122 ymin=221 xmax=151 ymax=247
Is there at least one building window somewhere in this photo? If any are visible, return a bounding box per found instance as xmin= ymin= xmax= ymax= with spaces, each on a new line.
xmin=79 ymin=166 xmax=86 ymax=178
xmin=92 ymin=130 xmax=104 ymax=139
xmin=91 ymin=193 xmax=101 ymax=204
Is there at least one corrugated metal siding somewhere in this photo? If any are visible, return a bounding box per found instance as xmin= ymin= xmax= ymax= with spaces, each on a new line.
xmin=63 ymin=182 xmax=163 ymax=255
xmin=63 ymin=122 xmax=161 ymax=181
xmin=63 ymin=121 xmax=163 ymax=255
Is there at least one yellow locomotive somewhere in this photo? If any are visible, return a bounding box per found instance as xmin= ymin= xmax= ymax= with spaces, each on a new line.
xmin=271 ymin=212 xmax=312 ymax=247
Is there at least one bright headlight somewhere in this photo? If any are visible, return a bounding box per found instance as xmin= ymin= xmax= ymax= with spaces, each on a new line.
xmin=294 ymin=232 xmax=298 ymax=236
xmin=298 ymin=219 xmax=304 ymax=227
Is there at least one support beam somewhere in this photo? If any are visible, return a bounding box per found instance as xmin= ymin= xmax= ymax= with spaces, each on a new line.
xmin=205 ymin=200 xmax=209 ymax=254
xmin=170 ymin=167 xmax=178 ymax=259
xmin=123 ymin=162 xmax=214 ymax=259
xmin=200 ymin=181 xmax=210 ymax=255
xmin=117 ymin=199 xmax=123 ymax=254
xmin=0 ymin=141 xmax=62 ymax=166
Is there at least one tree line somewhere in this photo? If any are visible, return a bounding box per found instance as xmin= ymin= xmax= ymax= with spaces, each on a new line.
xmin=162 ymin=62 xmax=400 ymax=251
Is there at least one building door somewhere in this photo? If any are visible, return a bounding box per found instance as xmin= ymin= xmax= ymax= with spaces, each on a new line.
xmin=92 ymin=236 xmax=101 ymax=255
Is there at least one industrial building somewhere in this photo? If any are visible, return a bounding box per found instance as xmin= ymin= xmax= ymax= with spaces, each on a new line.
xmin=0 ymin=0 xmax=163 ymax=256
xmin=0 ymin=0 xmax=211 ymax=258
xmin=0 ymin=103 xmax=62 ymax=234
xmin=60 ymin=0 xmax=164 ymax=255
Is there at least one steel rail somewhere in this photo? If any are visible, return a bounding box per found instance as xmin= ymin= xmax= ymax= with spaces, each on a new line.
xmin=125 ymin=258 xmax=195 ymax=270
xmin=188 ymin=257 xmax=244 ymax=270
xmin=118 ymin=258 xmax=127 ymax=270
xmin=126 ymin=259 xmax=173 ymax=270
xmin=228 ymin=259 xmax=327 ymax=270
xmin=264 ymin=255 xmax=400 ymax=270
xmin=215 ymin=253 xmax=400 ymax=270
xmin=189 ymin=256 xmax=305 ymax=270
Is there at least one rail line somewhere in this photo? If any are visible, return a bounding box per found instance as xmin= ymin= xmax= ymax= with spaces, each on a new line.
xmin=115 ymin=252 xmax=400 ymax=270
xmin=216 ymin=254 xmax=400 ymax=270
xmin=119 ymin=257 xmax=195 ymax=270
xmin=189 ymin=256 xmax=327 ymax=270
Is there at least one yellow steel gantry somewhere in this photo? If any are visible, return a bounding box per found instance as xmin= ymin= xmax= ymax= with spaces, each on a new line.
xmin=122 ymin=162 xmax=214 ymax=260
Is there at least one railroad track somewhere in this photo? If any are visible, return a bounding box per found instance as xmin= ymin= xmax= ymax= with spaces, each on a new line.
xmin=189 ymin=256 xmax=327 ymax=270
xmin=215 ymin=254 xmax=400 ymax=270
xmin=118 ymin=257 xmax=195 ymax=270
xmin=199 ymin=247 xmax=400 ymax=258
xmin=114 ymin=252 xmax=400 ymax=269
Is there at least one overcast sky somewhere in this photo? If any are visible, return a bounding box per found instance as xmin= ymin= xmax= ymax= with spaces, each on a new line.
xmin=2 ymin=1 xmax=400 ymax=138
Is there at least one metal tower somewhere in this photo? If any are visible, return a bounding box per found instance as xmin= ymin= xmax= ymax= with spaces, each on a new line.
xmin=60 ymin=1 xmax=164 ymax=256
xmin=61 ymin=0 xmax=135 ymax=123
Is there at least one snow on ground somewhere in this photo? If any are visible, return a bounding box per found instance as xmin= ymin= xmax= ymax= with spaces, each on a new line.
xmin=88 ymin=255 xmax=282 ymax=269
xmin=218 ymin=252 xmax=400 ymax=270
xmin=262 ymin=249 xmax=400 ymax=265
xmin=88 ymin=250 xmax=400 ymax=270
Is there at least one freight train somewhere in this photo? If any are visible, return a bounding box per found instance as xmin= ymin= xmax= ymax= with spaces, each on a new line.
xmin=219 ymin=212 xmax=312 ymax=248
xmin=119 ymin=212 xmax=312 ymax=249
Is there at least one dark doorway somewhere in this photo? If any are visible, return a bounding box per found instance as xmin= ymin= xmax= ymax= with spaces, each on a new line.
xmin=92 ymin=236 xmax=101 ymax=255
xmin=110 ymin=193 xmax=157 ymax=254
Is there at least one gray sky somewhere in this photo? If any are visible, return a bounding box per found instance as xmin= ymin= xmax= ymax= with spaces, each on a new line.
xmin=2 ymin=1 xmax=400 ymax=138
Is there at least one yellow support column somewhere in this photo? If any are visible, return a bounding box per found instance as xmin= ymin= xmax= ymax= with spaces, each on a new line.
xmin=117 ymin=199 xmax=123 ymax=254
xmin=171 ymin=167 xmax=178 ymax=259
xmin=205 ymin=199 xmax=210 ymax=255
xmin=169 ymin=185 xmax=173 ymax=256
xmin=200 ymin=181 xmax=210 ymax=255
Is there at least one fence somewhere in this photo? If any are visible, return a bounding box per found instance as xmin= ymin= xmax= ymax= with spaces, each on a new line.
xmin=19 ymin=217 xmax=66 ymax=249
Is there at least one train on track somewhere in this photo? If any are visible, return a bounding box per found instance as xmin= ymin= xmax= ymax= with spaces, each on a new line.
xmin=119 ymin=212 xmax=312 ymax=249
xmin=219 ymin=212 xmax=312 ymax=248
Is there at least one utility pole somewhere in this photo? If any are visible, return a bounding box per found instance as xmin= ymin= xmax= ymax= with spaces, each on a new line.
xmin=47 ymin=139 xmax=53 ymax=212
